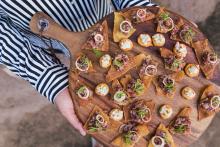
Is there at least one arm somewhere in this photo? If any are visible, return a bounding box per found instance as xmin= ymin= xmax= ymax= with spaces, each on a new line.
xmin=0 ymin=16 xmax=85 ymax=136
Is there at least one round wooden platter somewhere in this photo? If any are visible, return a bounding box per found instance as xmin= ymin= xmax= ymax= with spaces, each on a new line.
xmin=29 ymin=6 xmax=220 ymax=147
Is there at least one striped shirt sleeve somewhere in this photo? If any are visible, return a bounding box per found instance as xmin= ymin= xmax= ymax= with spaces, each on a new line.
xmin=112 ymin=0 xmax=157 ymax=10
xmin=0 ymin=16 xmax=68 ymax=103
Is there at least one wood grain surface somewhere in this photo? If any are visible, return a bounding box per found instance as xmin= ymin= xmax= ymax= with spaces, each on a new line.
xmin=29 ymin=6 xmax=220 ymax=147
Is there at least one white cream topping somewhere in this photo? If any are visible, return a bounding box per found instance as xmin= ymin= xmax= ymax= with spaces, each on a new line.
xmin=113 ymin=91 xmax=126 ymax=102
xmin=182 ymin=87 xmax=196 ymax=99
xmin=188 ymin=65 xmax=199 ymax=75
xmin=120 ymin=40 xmax=132 ymax=49
xmin=152 ymin=34 xmax=165 ymax=44
xmin=100 ymin=54 xmax=111 ymax=68
xmin=140 ymin=34 xmax=151 ymax=44
xmin=109 ymin=109 xmax=124 ymax=121
xmin=159 ymin=105 xmax=173 ymax=118
xmin=174 ymin=42 xmax=187 ymax=58
xmin=96 ymin=83 xmax=109 ymax=96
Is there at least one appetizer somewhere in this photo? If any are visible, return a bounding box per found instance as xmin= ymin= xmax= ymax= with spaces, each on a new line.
xmin=159 ymin=104 xmax=173 ymax=119
xmin=173 ymin=42 xmax=188 ymax=59
xmin=95 ymin=83 xmax=109 ymax=96
xmin=123 ymin=8 xmax=156 ymax=24
xmin=70 ymin=71 xmax=93 ymax=105
xmin=137 ymin=34 xmax=153 ymax=47
xmin=99 ymin=54 xmax=112 ymax=68
xmin=82 ymin=20 xmax=109 ymax=51
xmin=198 ymin=85 xmax=220 ymax=120
xmin=171 ymin=21 xmax=196 ymax=45
xmin=181 ymin=86 xmax=196 ymax=100
xmin=113 ymin=12 xmax=136 ymax=42
xmin=84 ymin=106 xmax=109 ymax=133
xmin=75 ymin=54 xmax=93 ymax=72
xmin=152 ymin=33 xmax=166 ymax=47
xmin=119 ymin=38 xmax=133 ymax=51
xmin=109 ymin=108 xmax=124 ymax=121
xmin=111 ymin=79 xmax=130 ymax=106
xmin=168 ymin=107 xmax=192 ymax=135
xmin=192 ymin=39 xmax=219 ymax=79
xmin=184 ymin=64 xmax=200 ymax=78
xmin=111 ymin=122 xmax=149 ymax=147
xmin=179 ymin=25 xmax=195 ymax=45
xmin=76 ymin=85 xmax=91 ymax=100
xmin=126 ymin=78 xmax=146 ymax=98
xmin=124 ymin=99 xmax=155 ymax=124
xmin=148 ymin=124 xmax=175 ymax=147
xmin=113 ymin=53 xmax=130 ymax=71
xmin=139 ymin=56 xmax=158 ymax=90
xmin=153 ymin=74 xmax=176 ymax=99
xmin=106 ymin=53 xmax=146 ymax=82
xmin=160 ymin=47 xmax=186 ymax=72
xmin=156 ymin=8 xmax=174 ymax=33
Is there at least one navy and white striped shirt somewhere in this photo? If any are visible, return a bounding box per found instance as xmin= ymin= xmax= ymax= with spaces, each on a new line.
xmin=0 ymin=0 xmax=156 ymax=102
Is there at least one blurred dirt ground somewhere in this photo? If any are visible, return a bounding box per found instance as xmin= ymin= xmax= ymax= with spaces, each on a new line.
xmin=1 ymin=0 xmax=220 ymax=147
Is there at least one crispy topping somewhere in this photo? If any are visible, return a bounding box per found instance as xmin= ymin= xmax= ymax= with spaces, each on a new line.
xmin=200 ymin=95 xmax=220 ymax=111
xmin=119 ymin=123 xmax=138 ymax=144
xmin=140 ymin=58 xmax=158 ymax=76
xmin=75 ymin=55 xmax=90 ymax=72
xmin=113 ymin=54 xmax=129 ymax=71
xmin=88 ymin=112 xmax=108 ymax=132
xmin=76 ymin=85 xmax=90 ymax=100
xmin=202 ymin=51 xmax=218 ymax=65
xmin=120 ymin=20 xmax=133 ymax=34
xmin=151 ymin=136 xmax=165 ymax=147
xmin=158 ymin=75 xmax=175 ymax=93
xmin=164 ymin=55 xmax=185 ymax=71
xmin=180 ymin=25 xmax=195 ymax=44
xmin=171 ymin=116 xmax=191 ymax=134
xmin=130 ymin=100 xmax=151 ymax=123
xmin=127 ymin=79 xmax=145 ymax=98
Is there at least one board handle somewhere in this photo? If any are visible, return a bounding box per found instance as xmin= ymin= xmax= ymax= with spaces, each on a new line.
xmin=29 ymin=12 xmax=89 ymax=55
xmin=29 ymin=12 xmax=72 ymax=41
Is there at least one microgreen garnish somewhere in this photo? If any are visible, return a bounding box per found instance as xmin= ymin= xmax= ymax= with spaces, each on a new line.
xmin=174 ymin=125 xmax=186 ymax=133
xmin=92 ymin=48 xmax=103 ymax=58
xmin=134 ymin=79 xmax=144 ymax=95
xmin=160 ymin=12 xmax=170 ymax=21
xmin=123 ymin=131 xmax=133 ymax=145
xmin=136 ymin=109 xmax=147 ymax=118
xmin=113 ymin=59 xmax=123 ymax=68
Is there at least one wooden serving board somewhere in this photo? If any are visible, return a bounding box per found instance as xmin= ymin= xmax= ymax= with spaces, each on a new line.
xmin=30 ymin=6 xmax=220 ymax=147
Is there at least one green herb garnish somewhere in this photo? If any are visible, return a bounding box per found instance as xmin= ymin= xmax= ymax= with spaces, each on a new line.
xmin=88 ymin=127 xmax=98 ymax=132
xmin=92 ymin=48 xmax=103 ymax=57
xmin=123 ymin=131 xmax=133 ymax=145
xmin=160 ymin=12 xmax=170 ymax=21
xmin=174 ymin=125 xmax=186 ymax=133
xmin=77 ymin=86 xmax=86 ymax=94
xmin=171 ymin=58 xmax=182 ymax=69
xmin=115 ymin=91 xmax=126 ymax=98
xmin=81 ymin=55 xmax=90 ymax=65
xmin=113 ymin=59 xmax=123 ymax=68
xmin=136 ymin=109 xmax=147 ymax=118
xmin=183 ymin=28 xmax=195 ymax=42
xmin=164 ymin=82 xmax=174 ymax=90
xmin=134 ymin=79 xmax=144 ymax=95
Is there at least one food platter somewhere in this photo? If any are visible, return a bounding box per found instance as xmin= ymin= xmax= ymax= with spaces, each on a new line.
xmin=29 ymin=6 xmax=220 ymax=147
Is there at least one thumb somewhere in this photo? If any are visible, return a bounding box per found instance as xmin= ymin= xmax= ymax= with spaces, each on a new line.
xmin=65 ymin=110 xmax=86 ymax=136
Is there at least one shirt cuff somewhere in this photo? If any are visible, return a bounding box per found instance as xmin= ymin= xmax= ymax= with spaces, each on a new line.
xmin=34 ymin=64 xmax=69 ymax=103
